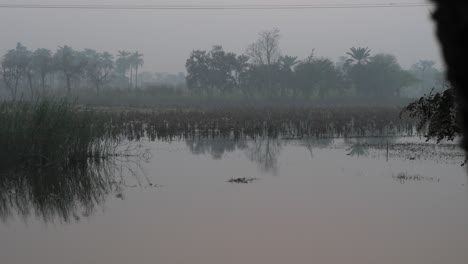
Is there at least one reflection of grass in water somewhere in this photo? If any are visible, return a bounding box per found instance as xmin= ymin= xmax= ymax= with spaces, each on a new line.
xmin=0 ymin=144 xmax=153 ymax=223
xmin=0 ymin=160 xmax=113 ymax=223
xmin=0 ymin=100 xmax=427 ymax=221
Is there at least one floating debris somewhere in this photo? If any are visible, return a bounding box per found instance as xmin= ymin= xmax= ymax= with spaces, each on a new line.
xmin=392 ymin=172 xmax=440 ymax=184
xmin=227 ymin=177 xmax=257 ymax=184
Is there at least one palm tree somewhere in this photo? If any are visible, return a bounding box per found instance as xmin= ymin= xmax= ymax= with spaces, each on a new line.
xmin=116 ymin=50 xmax=131 ymax=88
xmin=279 ymin=55 xmax=299 ymax=71
xmin=131 ymin=52 xmax=144 ymax=89
xmin=345 ymin=47 xmax=372 ymax=68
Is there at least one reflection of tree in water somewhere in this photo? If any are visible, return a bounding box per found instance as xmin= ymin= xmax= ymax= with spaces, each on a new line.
xmin=245 ymin=137 xmax=282 ymax=175
xmin=300 ymin=137 xmax=334 ymax=158
xmin=185 ymin=137 xmax=248 ymax=159
xmin=344 ymin=137 xmax=397 ymax=146
xmin=185 ymin=137 xmax=281 ymax=175
xmin=346 ymin=143 xmax=369 ymax=157
xmin=0 ymin=144 xmax=151 ymax=223
xmin=344 ymin=137 xmax=397 ymax=157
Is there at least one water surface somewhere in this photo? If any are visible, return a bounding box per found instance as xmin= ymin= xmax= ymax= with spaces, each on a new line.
xmin=1 ymin=137 xmax=467 ymax=264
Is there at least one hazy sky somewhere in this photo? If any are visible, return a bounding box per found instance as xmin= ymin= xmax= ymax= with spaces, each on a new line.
xmin=0 ymin=0 xmax=441 ymax=73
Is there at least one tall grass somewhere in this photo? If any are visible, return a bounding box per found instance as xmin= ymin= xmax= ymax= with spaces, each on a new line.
xmin=0 ymin=99 xmax=416 ymax=168
xmin=108 ymin=106 xmax=417 ymax=141
xmin=0 ymin=99 xmax=115 ymax=170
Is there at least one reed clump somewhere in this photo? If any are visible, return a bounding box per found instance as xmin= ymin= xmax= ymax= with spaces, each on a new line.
xmin=0 ymin=99 xmax=115 ymax=170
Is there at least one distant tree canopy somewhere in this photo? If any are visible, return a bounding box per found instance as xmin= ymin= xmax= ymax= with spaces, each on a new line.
xmin=185 ymin=30 xmax=432 ymax=99
xmin=347 ymin=54 xmax=418 ymax=97
xmin=0 ymin=42 xmax=144 ymax=98
xmin=185 ymin=46 xmax=240 ymax=96
xmin=0 ymin=30 xmax=444 ymax=101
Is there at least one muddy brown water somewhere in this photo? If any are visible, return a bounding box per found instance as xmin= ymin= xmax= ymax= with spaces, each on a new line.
xmin=1 ymin=137 xmax=467 ymax=264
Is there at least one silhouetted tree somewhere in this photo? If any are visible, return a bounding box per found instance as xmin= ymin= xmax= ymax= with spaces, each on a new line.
xmin=278 ymin=55 xmax=299 ymax=96
xmin=32 ymin=48 xmax=53 ymax=95
xmin=345 ymin=47 xmax=372 ymax=68
xmin=131 ymin=52 xmax=144 ymax=89
xmin=234 ymin=55 xmax=251 ymax=95
xmin=83 ymin=49 xmax=114 ymax=95
xmin=295 ymin=58 xmax=347 ymax=98
xmin=409 ymin=60 xmax=444 ymax=96
xmin=116 ymin=50 xmax=131 ymax=89
xmin=348 ymin=53 xmax=415 ymax=97
xmin=186 ymin=46 xmax=244 ymax=95
xmin=1 ymin=43 xmax=28 ymax=100
xmin=365 ymin=54 xmax=416 ymax=97
xmin=207 ymin=46 xmax=237 ymax=94
xmin=186 ymin=50 xmax=211 ymax=95
xmin=54 ymin=46 xmax=87 ymax=95
xmin=247 ymin=28 xmax=281 ymax=93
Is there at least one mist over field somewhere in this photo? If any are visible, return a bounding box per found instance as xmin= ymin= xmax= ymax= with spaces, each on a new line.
xmin=0 ymin=0 xmax=441 ymax=73
xmin=2 ymin=2 xmax=468 ymax=264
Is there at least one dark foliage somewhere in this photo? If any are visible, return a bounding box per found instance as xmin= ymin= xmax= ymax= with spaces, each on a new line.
xmin=401 ymin=86 xmax=459 ymax=142
xmin=430 ymin=1 xmax=468 ymax=151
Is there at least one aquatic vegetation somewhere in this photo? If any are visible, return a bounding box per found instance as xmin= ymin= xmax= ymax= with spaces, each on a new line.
xmin=0 ymin=99 xmax=146 ymax=222
xmin=110 ymin=106 xmax=417 ymax=141
xmin=0 ymin=99 xmax=431 ymax=222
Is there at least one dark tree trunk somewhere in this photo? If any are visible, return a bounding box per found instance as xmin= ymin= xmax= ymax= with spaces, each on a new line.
xmin=431 ymin=1 xmax=468 ymax=151
xmin=41 ymin=75 xmax=46 ymax=96
xmin=27 ymin=74 xmax=34 ymax=99
xmin=135 ymin=65 xmax=139 ymax=89
xmin=66 ymin=76 xmax=72 ymax=96
xmin=13 ymin=78 xmax=19 ymax=101
xmin=129 ymin=67 xmax=133 ymax=90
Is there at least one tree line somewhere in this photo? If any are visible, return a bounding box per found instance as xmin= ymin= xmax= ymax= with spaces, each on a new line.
xmin=1 ymin=29 xmax=444 ymax=101
xmin=185 ymin=29 xmax=444 ymax=99
xmin=1 ymin=43 xmax=144 ymax=99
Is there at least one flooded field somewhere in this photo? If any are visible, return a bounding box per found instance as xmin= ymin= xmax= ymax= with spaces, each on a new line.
xmin=1 ymin=136 xmax=467 ymax=264
xmin=1 ymin=1 xmax=467 ymax=263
